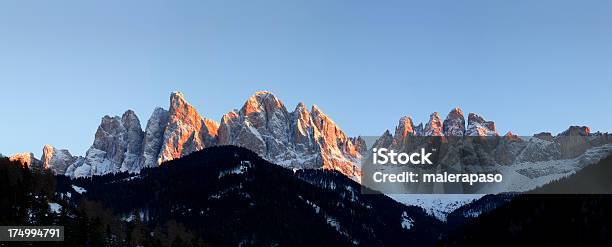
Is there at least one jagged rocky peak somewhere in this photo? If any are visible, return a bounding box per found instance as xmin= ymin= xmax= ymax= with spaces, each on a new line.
xmin=120 ymin=110 xmax=145 ymax=172
xmin=295 ymin=101 xmax=307 ymax=110
xmin=392 ymin=116 xmax=416 ymax=146
xmin=423 ymin=112 xmax=443 ymax=136
xmin=554 ymin=126 xmax=593 ymax=159
xmin=291 ymin=102 xmax=312 ymax=136
xmin=9 ymin=152 xmax=41 ymax=169
xmin=219 ymin=92 xmax=362 ymax=180
xmin=310 ymin=104 xmax=354 ymax=155
xmin=310 ymin=104 xmax=336 ymax=137
xmin=41 ymin=144 xmax=76 ymax=175
xmin=168 ymin=92 xmax=218 ymax=134
xmin=218 ymin=109 xmax=266 ymax=155
xmin=443 ymin=107 xmax=466 ymax=136
xmin=290 ymin=102 xmax=317 ymax=153
xmin=466 ymin=113 xmax=498 ymax=136
xmin=534 ymin=132 xmax=554 ymax=141
xmin=395 ymin=116 xmax=415 ymax=138
xmin=373 ymin=130 xmax=394 ymax=149
xmin=141 ymin=107 xmax=170 ymax=168
xmin=63 ymin=91 xmax=221 ymax=177
xmin=64 ymin=110 xmax=146 ymax=177
xmin=219 ymin=91 xmax=291 ymax=157
xmin=559 ymin=126 xmax=591 ymax=136
xmin=41 ymin=145 xmax=52 ymax=165
xmin=241 ymin=91 xmax=291 ymax=143
xmin=90 ymin=114 xmax=126 ymax=164
xmin=350 ymin=136 xmax=368 ymax=156
xmin=309 ymin=104 xmax=362 ymax=177
xmin=220 ymin=110 xmax=239 ymax=125
xmin=158 ymin=91 xmax=219 ymax=163
xmin=413 ymin=123 xmax=424 ymax=136
xmin=240 ymin=91 xmax=288 ymax=117
xmin=503 ymin=131 xmax=521 ymax=142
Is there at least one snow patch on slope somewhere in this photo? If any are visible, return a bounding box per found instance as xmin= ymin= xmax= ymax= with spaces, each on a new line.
xmin=72 ymin=185 xmax=87 ymax=194
xmin=389 ymin=194 xmax=483 ymax=221
xmin=48 ymin=203 xmax=62 ymax=213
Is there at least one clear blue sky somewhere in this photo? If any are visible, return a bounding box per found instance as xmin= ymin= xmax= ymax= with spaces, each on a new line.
xmin=1 ymin=0 xmax=611 ymax=157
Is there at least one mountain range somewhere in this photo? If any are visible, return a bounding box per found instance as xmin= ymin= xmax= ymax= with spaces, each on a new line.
xmin=50 ymin=146 xmax=444 ymax=246
xmin=4 ymin=91 xmax=612 ymax=241
xmin=8 ymin=91 xmax=612 ymax=187
xmin=4 ymin=141 xmax=612 ymax=246
xmin=10 ymin=92 xmax=363 ymax=180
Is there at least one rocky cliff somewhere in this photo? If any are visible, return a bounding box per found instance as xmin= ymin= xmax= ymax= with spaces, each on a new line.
xmin=55 ymin=91 xmax=361 ymax=180
xmin=218 ymin=91 xmax=362 ymax=179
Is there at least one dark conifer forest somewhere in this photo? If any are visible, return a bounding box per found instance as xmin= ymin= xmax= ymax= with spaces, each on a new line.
xmin=441 ymin=152 xmax=612 ymax=246
xmin=2 ymin=146 xmax=612 ymax=246
xmin=2 ymin=146 xmax=443 ymax=246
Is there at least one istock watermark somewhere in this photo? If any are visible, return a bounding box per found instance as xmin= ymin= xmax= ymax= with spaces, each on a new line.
xmin=359 ymin=135 xmax=612 ymax=194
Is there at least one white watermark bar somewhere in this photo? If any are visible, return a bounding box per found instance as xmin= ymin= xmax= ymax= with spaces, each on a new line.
xmin=0 ymin=226 xmax=64 ymax=241
xmin=359 ymin=135 xmax=612 ymax=194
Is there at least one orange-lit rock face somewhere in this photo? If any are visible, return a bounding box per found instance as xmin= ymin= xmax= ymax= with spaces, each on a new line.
xmin=158 ymin=92 xmax=219 ymax=163
xmin=311 ymin=105 xmax=361 ymax=157
xmin=393 ymin=116 xmax=415 ymax=147
xmin=66 ymin=92 xmax=220 ymax=177
xmin=39 ymin=91 xmax=364 ymax=181
xmin=42 ymin=145 xmax=53 ymax=169
xmin=41 ymin=144 xmax=76 ymax=175
xmin=219 ymin=92 xmax=362 ymax=180
xmin=424 ymin=112 xmax=443 ymax=136
xmin=142 ymin=92 xmax=221 ymax=168
xmin=503 ymin=131 xmax=520 ymax=141
xmin=305 ymin=105 xmax=363 ymax=178
xmin=319 ymin=153 xmax=363 ymax=181
xmin=396 ymin=116 xmax=415 ymax=138
xmin=9 ymin=152 xmax=40 ymax=169
xmin=204 ymin=119 xmax=219 ymax=137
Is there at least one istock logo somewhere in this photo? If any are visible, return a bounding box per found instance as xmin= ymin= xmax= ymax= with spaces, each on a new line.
xmin=372 ymin=148 xmax=433 ymax=165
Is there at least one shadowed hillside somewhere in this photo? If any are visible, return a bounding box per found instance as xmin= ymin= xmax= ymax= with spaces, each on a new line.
xmin=440 ymin=154 xmax=612 ymax=246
